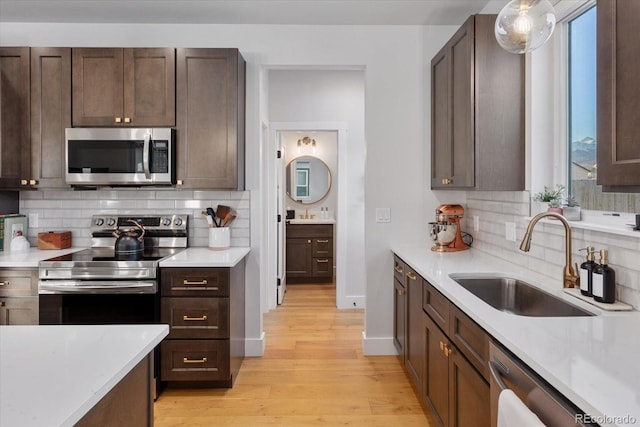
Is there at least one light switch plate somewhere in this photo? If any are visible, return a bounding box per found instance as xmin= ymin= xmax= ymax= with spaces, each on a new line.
xmin=376 ymin=208 xmax=391 ymax=223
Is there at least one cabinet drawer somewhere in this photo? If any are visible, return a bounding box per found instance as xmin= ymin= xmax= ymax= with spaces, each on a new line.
xmin=393 ymin=256 xmax=406 ymax=284
xmin=450 ymin=305 xmax=490 ymax=381
xmin=0 ymin=297 xmax=38 ymax=325
xmin=0 ymin=270 xmax=37 ymax=297
xmin=286 ymin=224 xmax=333 ymax=238
xmin=161 ymin=340 xmax=230 ymax=382
xmin=312 ymin=258 xmax=333 ymax=277
xmin=161 ymin=268 xmax=229 ymax=296
xmin=312 ymin=238 xmax=332 ymax=257
xmin=162 ymin=297 xmax=229 ymax=339
xmin=423 ymin=280 xmax=450 ymax=333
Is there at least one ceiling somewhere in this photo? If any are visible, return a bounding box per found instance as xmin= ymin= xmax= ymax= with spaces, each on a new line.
xmin=0 ymin=0 xmax=493 ymax=25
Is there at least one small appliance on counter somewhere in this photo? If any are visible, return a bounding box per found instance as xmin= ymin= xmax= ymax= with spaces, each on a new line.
xmin=429 ymin=204 xmax=472 ymax=252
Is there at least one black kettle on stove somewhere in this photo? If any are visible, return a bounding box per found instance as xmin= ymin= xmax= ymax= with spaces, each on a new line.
xmin=113 ymin=219 xmax=145 ymax=259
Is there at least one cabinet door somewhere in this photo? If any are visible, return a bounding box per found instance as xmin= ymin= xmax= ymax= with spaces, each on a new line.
xmin=123 ymin=48 xmax=175 ymax=126
xmin=285 ymin=237 xmax=313 ymax=277
xmin=597 ymin=0 xmax=640 ymax=189
xmin=176 ymin=48 xmax=245 ymax=189
xmin=405 ymin=268 xmax=424 ymax=389
xmin=0 ymin=47 xmax=30 ymax=189
xmin=424 ymin=312 xmax=449 ymax=427
xmin=431 ymin=46 xmax=451 ymax=189
xmin=393 ymin=276 xmax=406 ymax=356
xmin=0 ymin=297 xmax=38 ymax=325
xmin=30 ymin=47 xmax=71 ymax=188
xmin=72 ymin=48 xmax=124 ymax=126
xmin=449 ymin=348 xmax=490 ymax=427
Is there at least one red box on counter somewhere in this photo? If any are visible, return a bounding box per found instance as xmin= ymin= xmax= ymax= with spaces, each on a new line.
xmin=37 ymin=231 xmax=72 ymax=249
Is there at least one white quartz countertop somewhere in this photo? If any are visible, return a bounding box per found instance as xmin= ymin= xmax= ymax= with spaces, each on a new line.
xmin=287 ymin=218 xmax=336 ymax=224
xmin=392 ymin=245 xmax=640 ymax=427
xmin=0 ymin=324 xmax=169 ymax=427
xmin=0 ymin=247 xmax=83 ymax=268
xmin=159 ymin=247 xmax=250 ymax=267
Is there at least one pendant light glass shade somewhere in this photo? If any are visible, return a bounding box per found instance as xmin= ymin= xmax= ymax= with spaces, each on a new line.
xmin=495 ymin=0 xmax=556 ymax=54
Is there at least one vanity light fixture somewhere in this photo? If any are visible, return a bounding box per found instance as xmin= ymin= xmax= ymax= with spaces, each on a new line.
xmin=297 ymin=136 xmax=317 ymax=154
xmin=495 ymin=0 xmax=556 ymax=54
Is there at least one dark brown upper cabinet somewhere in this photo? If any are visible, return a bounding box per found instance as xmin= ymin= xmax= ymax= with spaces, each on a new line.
xmin=597 ymin=0 xmax=640 ymax=191
xmin=0 ymin=47 xmax=31 ymax=189
xmin=72 ymin=48 xmax=175 ymax=127
xmin=176 ymin=48 xmax=245 ymax=190
xmin=431 ymin=15 xmax=525 ymax=191
xmin=31 ymin=47 xmax=71 ymax=188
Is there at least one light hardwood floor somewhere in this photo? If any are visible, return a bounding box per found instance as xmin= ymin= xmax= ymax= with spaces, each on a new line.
xmin=155 ymin=282 xmax=429 ymax=426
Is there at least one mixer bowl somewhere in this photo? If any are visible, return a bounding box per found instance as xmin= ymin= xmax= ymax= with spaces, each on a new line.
xmin=429 ymin=222 xmax=457 ymax=246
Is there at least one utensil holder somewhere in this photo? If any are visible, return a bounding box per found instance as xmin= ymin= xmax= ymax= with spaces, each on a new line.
xmin=208 ymin=227 xmax=230 ymax=250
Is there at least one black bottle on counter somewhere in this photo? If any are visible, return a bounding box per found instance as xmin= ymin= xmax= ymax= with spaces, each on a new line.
xmin=579 ymin=246 xmax=597 ymax=297
xmin=593 ymin=249 xmax=616 ymax=304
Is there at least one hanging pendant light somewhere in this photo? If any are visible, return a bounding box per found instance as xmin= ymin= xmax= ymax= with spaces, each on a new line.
xmin=495 ymin=0 xmax=556 ymax=54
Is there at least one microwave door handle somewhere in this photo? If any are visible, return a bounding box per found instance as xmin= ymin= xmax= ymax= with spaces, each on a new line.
xmin=143 ymin=133 xmax=151 ymax=179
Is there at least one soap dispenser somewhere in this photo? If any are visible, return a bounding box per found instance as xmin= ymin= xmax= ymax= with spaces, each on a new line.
xmin=593 ymin=249 xmax=616 ymax=303
xmin=578 ymin=246 xmax=597 ymax=297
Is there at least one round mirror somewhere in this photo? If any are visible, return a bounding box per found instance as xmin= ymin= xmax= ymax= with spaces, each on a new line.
xmin=285 ymin=156 xmax=332 ymax=204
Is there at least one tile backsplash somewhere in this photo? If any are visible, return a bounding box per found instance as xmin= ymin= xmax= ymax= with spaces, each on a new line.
xmin=465 ymin=191 xmax=640 ymax=309
xmin=19 ymin=189 xmax=250 ymax=249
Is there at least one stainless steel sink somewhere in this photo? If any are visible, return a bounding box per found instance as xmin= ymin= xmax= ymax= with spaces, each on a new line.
xmin=449 ymin=275 xmax=594 ymax=317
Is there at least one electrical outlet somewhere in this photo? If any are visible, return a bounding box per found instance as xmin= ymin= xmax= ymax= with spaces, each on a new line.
xmin=375 ymin=208 xmax=391 ymax=223
xmin=505 ymin=222 xmax=516 ymax=242
xmin=28 ymin=213 xmax=39 ymax=228
xmin=473 ymin=215 xmax=480 ymax=231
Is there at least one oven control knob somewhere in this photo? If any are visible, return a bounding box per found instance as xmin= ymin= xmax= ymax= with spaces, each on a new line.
xmin=174 ymin=217 xmax=183 ymax=226
xmin=107 ymin=218 xmax=116 ymax=227
xmin=95 ymin=218 xmax=104 ymax=226
xmin=162 ymin=217 xmax=172 ymax=226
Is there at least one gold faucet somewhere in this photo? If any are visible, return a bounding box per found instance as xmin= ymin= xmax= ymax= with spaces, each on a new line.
xmin=519 ymin=212 xmax=580 ymax=289
xmin=305 ymin=208 xmax=309 ymax=219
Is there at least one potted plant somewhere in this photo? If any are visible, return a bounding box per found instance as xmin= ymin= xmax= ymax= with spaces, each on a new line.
xmin=562 ymin=195 xmax=581 ymax=221
xmin=533 ymin=185 xmax=565 ymax=216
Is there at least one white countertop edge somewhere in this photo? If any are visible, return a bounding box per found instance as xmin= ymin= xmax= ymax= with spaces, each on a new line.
xmin=0 ymin=247 xmax=85 ymax=268
xmin=159 ymin=247 xmax=250 ymax=267
xmin=391 ymin=245 xmax=640 ymax=426
xmin=287 ymin=218 xmax=336 ymax=224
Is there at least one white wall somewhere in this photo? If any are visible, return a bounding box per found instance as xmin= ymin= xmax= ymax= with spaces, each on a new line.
xmin=1 ymin=22 xmax=460 ymax=355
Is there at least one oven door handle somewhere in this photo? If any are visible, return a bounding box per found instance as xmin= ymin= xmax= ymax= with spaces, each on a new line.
xmin=489 ymin=359 xmax=510 ymax=391
xmin=39 ymin=280 xmax=157 ymax=294
xmin=143 ymin=132 xmax=151 ymax=180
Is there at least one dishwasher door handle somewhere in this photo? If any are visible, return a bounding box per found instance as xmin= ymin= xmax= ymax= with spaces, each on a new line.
xmin=488 ymin=359 xmax=510 ymax=391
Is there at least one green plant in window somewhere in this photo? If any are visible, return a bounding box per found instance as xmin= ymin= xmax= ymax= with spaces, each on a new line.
xmin=533 ymin=185 xmax=565 ymax=208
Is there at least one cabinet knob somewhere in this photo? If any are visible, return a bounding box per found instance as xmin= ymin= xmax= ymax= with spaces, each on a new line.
xmin=124 ymin=117 xmax=131 ymax=123
xmin=0 ymin=281 xmax=9 ymax=286
xmin=308 ymin=240 xmax=311 ymax=244
xmin=115 ymin=117 xmax=122 ymax=123
xmin=442 ymin=178 xmax=453 ymax=185
xmin=20 ymin=179 xmax=28 ymax=186
xmin=29 ymin=179 xmax=38 ymax=186
xmin=176 ymin=180 xmax=183 ymax=186
xmin=397 ymin=288 xmax=406 ymax=296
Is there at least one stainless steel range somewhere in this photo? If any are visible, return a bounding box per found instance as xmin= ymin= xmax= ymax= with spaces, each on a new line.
xmin=38 ymin=214 xmax=188 ymax=324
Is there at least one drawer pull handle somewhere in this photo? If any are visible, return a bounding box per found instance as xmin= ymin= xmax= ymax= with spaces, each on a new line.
xmin=316 ymin=239 xmax=329 ymax=243
xmin=394 ymin=266 xmax=403 ymax=274
xmin=442 ymin=178 xmax=452 ymax=185
xmin=183 ymin=279 xmax=208 ymax=286
xmin=445 ymin=345 xmax=453 ymax=357
xmin=406 ymin=271 xmax=417 ymax=281
xmin=316 ymin=259 xmax=329 ymax=263
xmin=439 ymin=341 xmax=445 ymax=351
xmin=183 ymin=357 xmax=207 ymax=364
xmin=0 ymin=281 xmax=9 ymax=286
xmin=397 ymin=288 xmax=406 ymax=296
xmin=183 ymin=315 xmax=208 ymax=321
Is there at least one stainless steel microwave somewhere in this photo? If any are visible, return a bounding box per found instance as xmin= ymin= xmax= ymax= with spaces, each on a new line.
xmin=65 ymin=128 xmax=175 ymax=186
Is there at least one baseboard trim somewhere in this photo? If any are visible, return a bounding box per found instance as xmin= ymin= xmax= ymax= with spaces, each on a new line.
xmin=362 ymin=332 xmax=399 ymax=356
xmin=245 ymin=331 xmax=266 ymax=357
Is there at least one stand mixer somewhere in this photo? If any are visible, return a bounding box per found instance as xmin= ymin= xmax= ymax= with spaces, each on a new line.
xmin=429 ymin=204 xmax=470 ymax=252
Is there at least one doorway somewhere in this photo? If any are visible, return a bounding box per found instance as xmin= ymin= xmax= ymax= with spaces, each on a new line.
xmin=265 ymin=68 xmax=366 ymax=312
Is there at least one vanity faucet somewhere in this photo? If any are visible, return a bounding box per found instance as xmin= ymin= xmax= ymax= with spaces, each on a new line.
xmin=519 ymin=212 xmax=580 ymax=289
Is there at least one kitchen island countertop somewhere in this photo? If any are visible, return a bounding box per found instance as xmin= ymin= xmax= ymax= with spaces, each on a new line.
xmin=0 ymin=324 xmax=169 ymax=427
xmin=392 ymin=245 xmax=640 ymax=427
xmin=159 ymin=246 xmax=250 ymax=267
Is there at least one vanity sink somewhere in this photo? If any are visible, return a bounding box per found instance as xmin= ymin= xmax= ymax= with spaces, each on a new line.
xmin=449 ymin=275 xmax=594 ymax=317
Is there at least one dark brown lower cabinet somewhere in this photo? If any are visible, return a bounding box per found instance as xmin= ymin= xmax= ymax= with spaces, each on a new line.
xmin=286 ymin=224 xmax=334 ymax=283
xmin=405 ymin=266 xmax=424 ymax=389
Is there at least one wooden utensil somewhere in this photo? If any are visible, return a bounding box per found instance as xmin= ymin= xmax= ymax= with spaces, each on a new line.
xmin=215 ymin=205 xmax=231 ymax=225
xmin=221 ymin=212 xmax=236 ymax=227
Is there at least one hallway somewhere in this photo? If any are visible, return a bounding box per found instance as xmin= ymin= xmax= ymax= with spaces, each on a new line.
xmin=155 ymin=283 xmax=428 ymax=426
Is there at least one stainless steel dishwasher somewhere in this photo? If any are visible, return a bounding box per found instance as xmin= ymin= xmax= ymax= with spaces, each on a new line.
xmin=489 ymin=342 xmax=597 ymax=427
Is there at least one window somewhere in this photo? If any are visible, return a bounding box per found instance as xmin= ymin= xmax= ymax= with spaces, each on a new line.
xmin=568 ymin=5 xmax=597 ymax=205
xmin=295 ymin=162 xmax=310 ymax=199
